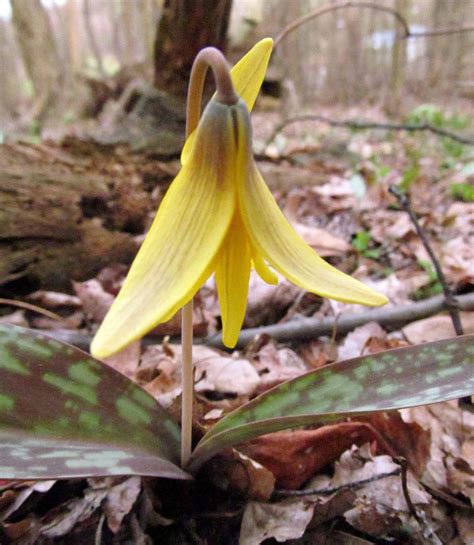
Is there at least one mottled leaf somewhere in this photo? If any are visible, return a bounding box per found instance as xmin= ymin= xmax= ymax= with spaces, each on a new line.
xmin=0 ymin=324 xmax=188 ymax=480
xmin=188 ymin=335 xmax=474 ymax=471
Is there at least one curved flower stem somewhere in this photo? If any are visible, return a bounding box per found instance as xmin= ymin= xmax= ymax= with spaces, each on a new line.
xmin=186 ymin=47 xmax=238 ymax=135
xmin=180 ymin=47 xmax=237 ymax=467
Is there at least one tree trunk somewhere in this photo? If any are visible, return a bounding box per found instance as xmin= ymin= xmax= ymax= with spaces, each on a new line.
xmin=10 ymin=0 xmax=63 ymax=120
xmin=96 ymin=0 xmax=232 ymax=154
xmin=384 ymin=0 xmax=409 ymax=116
xmin=0 ymin=20 xmax=20 ymax=120
xmin=82 ymin=0 xmax=106 ymax=78
xmin=153 ymin=0 xmax=233 ymax=98
xmin=119 ymin=0 xmax=137 ymax=67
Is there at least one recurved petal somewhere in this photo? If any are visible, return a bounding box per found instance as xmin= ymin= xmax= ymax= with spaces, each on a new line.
xmin=238 ymin=165 xmax=389 ymax=307
xmin=91 ymin=101 xmax=238 ymax=359
xmin=250 ymin=244 xmax=278 ymax=285
xmin=215 ymin=212 xmax=252 ymax=348
xmin=230 ymin=37 xmax=273 ymax=112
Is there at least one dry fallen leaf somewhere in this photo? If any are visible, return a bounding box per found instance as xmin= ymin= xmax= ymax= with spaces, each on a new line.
xmin=205 ymin=449 xmax=275 ymax=501
xmin=28 ymin=290 xmax=82 ymax=309
xmin=403 ymin=312 xmax=474 ymax=344
xmin=103 ymin=340 xmax=141 ymax=378
xmin=293 ymin=222 xmax=353 ymax=257
xmin=253 ymin=341 xmax=308 ymax=393
xmin=337 ymin=322 xmax=387 ymax=361
xmin=442 ymin=236 xmax=474 ymax=286
xmin=307 ymin=444 xmax=444 ymax=542
xmin=0 ymin=310 xmax=28 ymax=327
xmin=402 ymin=402 xmax=474 ymax=505
xmin=239 ymin=424 xmax=389 ymax=490
xmin=454 ymin=512 xmax=474 ymax=545
xmin=240 ymin=497 xmax=316 ymax=545
xmin=40 ymin=487 xmax=107 ymax=538
xmin=73 ymin=279 xmax=114 ymax=323
xmin=310 ymin=177 xmax=357 ymax=212
xmin=246 ymin=272 xmax=301 ymax=328
xmin=102 ymin=477 xmax=141 ymax=533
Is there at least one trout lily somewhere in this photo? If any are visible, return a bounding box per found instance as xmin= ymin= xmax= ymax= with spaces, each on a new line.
xmin=91 ymin=39 xmax=387 ymax=359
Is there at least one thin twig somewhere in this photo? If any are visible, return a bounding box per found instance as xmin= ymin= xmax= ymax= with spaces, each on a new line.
xmin=395 ymin=458 xmax=444 ymax=545
xmin=389 ymin=187 xmax=464 ymax=336
xmin=410 ymin=25 xmax=474 ymax=39
xmin=263 ymin=115 xmax=474 ymax=153
xmin=274 ymin=0 xmax=474 ymax=46
xmin=274 ymin=1 xmax=411 ymax=46
xmin=94 ymin=513 xmax=105 ymax=545
xmin=0 ymin=298 xmax=63 ymax=321
xmin=273 ymin=468 xmax=401 ymax=498
xmin=395 ymin=457 xmax=421 ymax=522
xmin=389 ymin=186 xmax=472 ymax=411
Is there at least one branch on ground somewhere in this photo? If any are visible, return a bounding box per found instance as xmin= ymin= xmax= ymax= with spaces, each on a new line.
xmin=207 ymin=292 xmax=474 ymax=349
xmin=36 ymin=292 xmax=474 ymax=352
xmin=263 ymin=114 xmax=474 ymax=153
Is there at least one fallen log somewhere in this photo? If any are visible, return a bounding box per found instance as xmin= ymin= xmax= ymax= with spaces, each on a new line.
xmin=0 ymin=141 xmax=172 ymax=294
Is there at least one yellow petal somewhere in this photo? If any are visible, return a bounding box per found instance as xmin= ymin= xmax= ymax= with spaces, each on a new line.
xmin=91 ymin=101 xmax=239 ymax=359
xmin=181 ymin=38 xmax=272 ymax=165
xmin=230 ymin=37 xmax=273 ymax=112
xmin=251 ymin=244 xmax=278 ymax=285
xmin=181 ymin=130 xmax=196 ymax=165
xmin=238 ymin=164 xmax=389 ymax=307
xmin=215 ymin=212 xmax=251 ymax=348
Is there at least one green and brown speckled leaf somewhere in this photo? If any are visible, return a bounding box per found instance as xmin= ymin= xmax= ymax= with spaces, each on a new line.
xmin=188 ymin=335 xmax=474 ymax=472
xmin=0 ymin=324 xmax=188 ymax=480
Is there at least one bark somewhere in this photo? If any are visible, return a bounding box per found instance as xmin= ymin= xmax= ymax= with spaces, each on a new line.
xmin=153 ymin=0 xmax=233 ymax=97
xmin=119 ymin=0 xmax=136 ymax=67
xmin=10 ymin=0 xmax=63 ymax=119
xmin=0 ymin=20 xmax=20 ymax=119
xmin=139 ymin=0 xmax=158 ymax=67
xmin=384 ymin=0 xmax=409 ymax=116
xmin=65 ymin=0 xmax=82 ymax=72
xmin=0 ymin=142 xmax=165 ymax=294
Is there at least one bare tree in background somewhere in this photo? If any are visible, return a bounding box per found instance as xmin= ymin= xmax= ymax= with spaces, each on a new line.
xmin=0 ymin=19 xmax=21 ymax=120
xmin=10 ymin=0 xmax=63 ymax=120
xmin=83 ymin=0 xmax=106 ymax=79
xmin=385 ymin=0 xmax=409 ymax=116
xmin=154 ymin=0 xmax=233 ymax=97
xmin=95 ymin=0 xmax=233 ymax=152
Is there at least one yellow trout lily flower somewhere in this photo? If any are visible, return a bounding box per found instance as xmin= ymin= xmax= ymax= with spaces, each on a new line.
xmin=91 ymin=39 xmax=387 ymax=359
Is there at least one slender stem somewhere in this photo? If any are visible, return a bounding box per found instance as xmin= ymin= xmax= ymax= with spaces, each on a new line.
xmin=180 ymin=46 xmax=237 ymax=467
xmin=186 ymin=47 xmax=237 ymax=136
xmin=181 ymin=300 xmax=194 ymax=466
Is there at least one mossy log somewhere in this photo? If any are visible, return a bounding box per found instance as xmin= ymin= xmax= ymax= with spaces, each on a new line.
xmin=0 ymin=141 xmax=167 ymax=294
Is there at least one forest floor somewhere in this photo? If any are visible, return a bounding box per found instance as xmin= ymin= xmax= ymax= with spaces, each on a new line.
xmin=0 ymin=102 xmax=473 ymax=544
